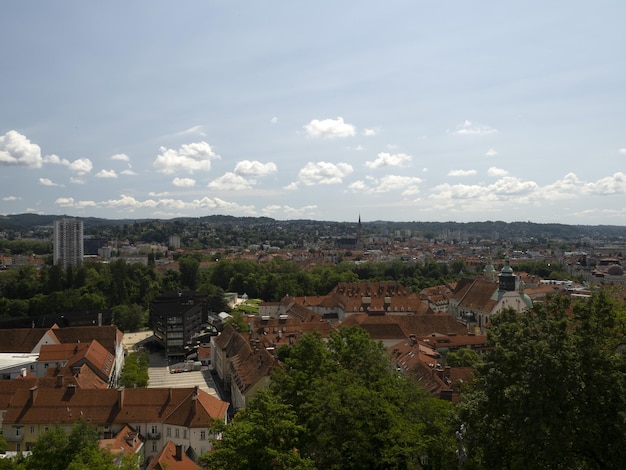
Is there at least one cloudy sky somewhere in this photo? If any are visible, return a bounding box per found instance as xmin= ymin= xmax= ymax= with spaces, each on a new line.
xmin=1 ymin=1 xmax=625 ymax=224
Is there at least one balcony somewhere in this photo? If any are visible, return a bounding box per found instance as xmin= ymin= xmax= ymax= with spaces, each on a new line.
xmin=147 ymin=432 xmax=161 ymax=440
xmin=5 ymin=433 xmax=24 ymax=442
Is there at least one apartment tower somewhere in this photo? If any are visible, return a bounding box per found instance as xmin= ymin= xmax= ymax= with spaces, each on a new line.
xmin=53 ymin=218 xmax=84 ymax=268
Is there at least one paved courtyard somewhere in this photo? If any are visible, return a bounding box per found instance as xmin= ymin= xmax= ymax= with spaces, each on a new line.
xmin=147 ymin=351 xmax=220 ymax=398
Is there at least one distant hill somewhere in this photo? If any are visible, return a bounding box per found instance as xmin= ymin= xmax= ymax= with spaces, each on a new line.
xmin=1 ymin=213 xmax=626 ymax=241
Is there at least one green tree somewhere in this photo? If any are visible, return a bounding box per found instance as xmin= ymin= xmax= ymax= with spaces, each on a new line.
xmin=458 ymin=291 xmax=626 ymax=469
xmin=201 ymin=390 xmax=315 ymax=470
xmin=112 ymin=304 xmax=145 ymax=332
xmin=446 ymin=347 xmax=481 ymax=367
xmin=120 ymin=352 xmax=149 ymax=388
xmin=179 ymin=255 xmax=200 ymax=290
xmin=212 ymin=326 xmax=457 ymax=470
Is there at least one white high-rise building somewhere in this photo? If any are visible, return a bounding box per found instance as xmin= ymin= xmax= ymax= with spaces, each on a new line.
xmin=53 ymin=218 xmax=84 ymax=268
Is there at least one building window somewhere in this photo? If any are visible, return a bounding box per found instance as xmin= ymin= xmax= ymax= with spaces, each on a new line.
xmin=15 ymin=427 xmax=21 ymax=437
xmin=30 ymin=426 xmax=35 ymax=435
xmin=16 ymin=444 xmax=20 ymax=452
xmin=183 ymin=429 xmax=187 ymax=439
xmin=166 ymin=427 xmax=171 ymax=437
xmin=151 ymin=425 xmax=158 ymax=435
xmin=175 ymin=428 xmax=179 ymax=438
xmin=200 ymin=431 xmax=206 ymax=440
xmin=44 ymin=426 xmax=50 ymax=433
xmin=152 ymin=441 xmax=157 ymax=452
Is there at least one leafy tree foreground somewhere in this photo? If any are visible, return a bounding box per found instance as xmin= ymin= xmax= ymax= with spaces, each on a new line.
xmin=458 ymin=290 xmax=626 ymax=469
xmin=201 ymin=326 xmax=457 ymax=470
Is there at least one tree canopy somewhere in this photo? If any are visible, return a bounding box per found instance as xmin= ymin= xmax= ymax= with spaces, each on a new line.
xmin=203 ymin=326 xmax=457 ymax=469
xmin=458 ymin=291 xmax=626 ymax=469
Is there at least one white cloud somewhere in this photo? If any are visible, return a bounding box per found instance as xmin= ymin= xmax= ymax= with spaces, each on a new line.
xmin=448 ymin=169 xmax=477 ymax=177
xmin=261 ymin=204 xmax=318 ymax=218
xmin=39 ymin=178 xmax=59 ymax=186
xmin=172 ymin=177 xmax=196 ymax=187
xmin=121 ymin=169 xmax=137 ymax=176
xmin=208 ymin=172 xmax=254 ymax=191
xmin=55 ymin=197 xmax=76 ymax=207
xmin=284 ymin=182 xmax=299 ymax=190
xmin=153 ymin=141 xmax=220 ymax=174
xmin=0 ymin=130 xmax=43 ymax=168
xmin=92 ymin=194 xmax=255 ymax=215
xmin=95 ymin=169 xmax=118 ymax=178
xmin=111 ymin=153 xmax=130 ymax=162
xmin=176 ymin=125 xmax=206 ymax=137
xmin=2 ymin=196 xmax=20 ymax=201
xmin=270 ymin=117 xmax=278 ymax=124
xmin=488 ymin=167 xmax=508 ymax=177
xmin=365 ymin=152 xmax=412 ymax=169
xmin=45 ymin=154 xmax=93 ymax=175
xmin=452 ymin=120 xmax=497 ymax=136
xmin=70 ymin=177 xmax=85 ymax=184
xmin=362 ymin=128 xmax=378 ymax=136
xmin=234 ymin=160 xmax=278 ymax=177
xmin=583 ymin=172 xmax=626 ymax=196
xmin=304 ymin=117 xmax=356 ymax=139
xmin=349 ymin=175 xmax=422 ymax=196
xmin=486 ymin=148 xmax=498 ymax=157
xmin=295 ymin=161 xmax=354 ymax=186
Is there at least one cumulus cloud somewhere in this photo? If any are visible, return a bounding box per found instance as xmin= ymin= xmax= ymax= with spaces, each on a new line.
xmin=45 ymin=154 xmax=94 ymax=175
xmin=583 ymin=172 xmax=626 ymax=196
xmin=111 ymin=153 xmax=130 ymax=162
xmin=208 ymin=173 xmax=254 ymax=191
xmin=295 ymin=161 xmax=354 ymax=186
xmin=2 ymin=196 xmax=20 ymax=201
xmin=619 ymin=148 xmax=626 ymax=154
xmin=270 ymin=117 xmax=278 ymax=124
xmin=153 ymin=141 xmax=220 ymax=174
xmin=121 ymin=169 xmax=137 ymax=176
xmin=172 ymin=177 xmax=196 ymax=187
xmin=70 ymin=177 xmax=85 ymax=184
xmin=234 ymin=160 xmax=278 ymax=177
xmin=488 ymin=167 xmax=508 ymax=177
xmin=261 ymin=204 xmax=318 ymax=218
xmin=0 ymin=130 xmax=43 ymax=168
xmin=349 ymin=175 xmax=422 ymax=196
xmin=95 ymin=169 xmax=118 ymax=178
xmin=304 ymin=117 xmax=356 ymax=138
xmin=448 ymin=169 xmax=477 ymax=177
xmin=452 ymin=120 xmax=497 ymax=136
xmin=486 ymin=148 xmax=498 ymax=157
xmin=39 ymin=178 xmax=60 ymax=186
xmin=365 ymin=152 xmax=412 ymax=169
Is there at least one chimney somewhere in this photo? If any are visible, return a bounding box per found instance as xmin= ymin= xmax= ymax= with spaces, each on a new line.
xmin=175 ymin=444 xmax=183 ymax=461
xmin=29 ymin=386 xmax=38 ymax=402
xmin=117 ymin=388 xmax=125 ymax=409
xmin=67 ymin=383 xmax=76 ymax=395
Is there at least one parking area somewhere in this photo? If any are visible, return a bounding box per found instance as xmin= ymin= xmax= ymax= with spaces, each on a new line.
xmin=147 ymin=351 xmax=220 ymax=398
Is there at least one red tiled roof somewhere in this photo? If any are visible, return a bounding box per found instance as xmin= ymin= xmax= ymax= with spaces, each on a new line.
xmin=3 ymin=387 xmax=228 ymax=427
xmin=146 ymin=440 xmax=198 ymax=470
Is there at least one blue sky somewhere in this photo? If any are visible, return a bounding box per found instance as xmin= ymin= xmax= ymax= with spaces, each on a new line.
xmin=1 ymin=1 xmax=625 ymax=224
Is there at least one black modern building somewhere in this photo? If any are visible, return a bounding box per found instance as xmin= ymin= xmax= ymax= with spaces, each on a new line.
xmin=149 ymin=290 xmax=208 ymax=360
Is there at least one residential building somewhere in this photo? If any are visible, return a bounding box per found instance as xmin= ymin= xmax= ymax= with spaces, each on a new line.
xmin=53 ymin=218 xmax=84 ymax=268
xmin=1 ymin=385 xmax=228 ymax=461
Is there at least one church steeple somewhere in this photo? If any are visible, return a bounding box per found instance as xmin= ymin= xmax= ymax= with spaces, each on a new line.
xmin=498 ymin=257 xmax=516 ymax=292
xmin=356 ymin=214 xmax=363 ymax=248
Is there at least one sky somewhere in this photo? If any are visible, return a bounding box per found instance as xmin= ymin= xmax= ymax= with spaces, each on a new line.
xmin=1 ymin=1 xmax=625 ymax=225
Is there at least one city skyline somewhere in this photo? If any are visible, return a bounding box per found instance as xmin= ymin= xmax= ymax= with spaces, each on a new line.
xmin=1 ymin=2 xmax=625 ymax=225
